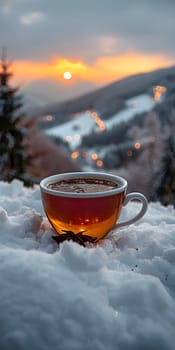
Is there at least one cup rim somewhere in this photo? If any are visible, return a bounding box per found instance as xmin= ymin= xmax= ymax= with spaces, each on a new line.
xmin=40 ymin=172 xmax=127 ymax=198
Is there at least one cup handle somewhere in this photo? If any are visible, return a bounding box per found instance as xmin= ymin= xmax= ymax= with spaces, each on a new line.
xmin=115 ymin=192 xmax=148 ymax=228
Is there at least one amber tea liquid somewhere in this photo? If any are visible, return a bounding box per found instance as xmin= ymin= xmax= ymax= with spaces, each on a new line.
xmin=42 ymin=178 xmax=125 ymax=240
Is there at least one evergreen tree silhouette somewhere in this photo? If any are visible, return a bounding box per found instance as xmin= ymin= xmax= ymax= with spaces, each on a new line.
xmin=0 ymin=50 xmax=32 ymax=185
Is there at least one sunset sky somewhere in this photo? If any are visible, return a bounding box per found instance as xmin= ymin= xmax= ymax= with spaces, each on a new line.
xmin=0 ymin=0 xmax=175 ymax=105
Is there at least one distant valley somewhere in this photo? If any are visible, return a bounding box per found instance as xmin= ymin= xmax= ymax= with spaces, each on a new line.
xmin=28 ymin=65 xmax=175 ymax=206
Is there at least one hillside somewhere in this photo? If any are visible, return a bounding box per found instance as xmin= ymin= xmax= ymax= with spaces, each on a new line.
xmin=30 ymin=65 xmax=175 ymax=128
xmin=26 ymin=65 xmax=175 ymax=206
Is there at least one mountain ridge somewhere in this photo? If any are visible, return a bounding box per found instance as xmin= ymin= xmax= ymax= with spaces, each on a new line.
xmin=30 ymin=65 xmax=175 ymax=127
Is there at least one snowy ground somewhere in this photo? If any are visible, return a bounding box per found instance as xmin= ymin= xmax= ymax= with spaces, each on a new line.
xmin=0 ymin=180 xmax=175 ymax=350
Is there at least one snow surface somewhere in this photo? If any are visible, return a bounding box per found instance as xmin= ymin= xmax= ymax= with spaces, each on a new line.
xmin=45 ymin=111 xmax=97 ymax=149
xmin=45 ymin=94 xmax=158 ymax=150
xmin=0 ymin=180 xmax=175 ymax=350
xmin=105 ymin=94 xmax=156 ymax=129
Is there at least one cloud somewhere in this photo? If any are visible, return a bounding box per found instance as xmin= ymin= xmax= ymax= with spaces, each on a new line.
xmin=0 ymin=0 xmax=175 ymax=62
xmin=19 ymin=11 xmax=45 ymax=25
xmin=0 ymin=0 xmax=174 ymax=102
xmin=12 ymin=58 xmax=88 ymax=83
xmin=90 ymin=52 xmax=173 ymax=83
xmin=12 ymin=52 xmax=173 ymax=85
xmin=11 ymin=51 xmax=173 ymax=103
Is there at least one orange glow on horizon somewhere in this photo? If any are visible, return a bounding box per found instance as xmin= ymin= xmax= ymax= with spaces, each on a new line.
xmin=88 ymin=52 xmax=173 ymax=84
xmin=12 ymin=52 xmax=173 ymax=88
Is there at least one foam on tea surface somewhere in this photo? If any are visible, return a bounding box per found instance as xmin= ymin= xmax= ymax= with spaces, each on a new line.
xmin=47 ymin=178 xmax=118 ymax=193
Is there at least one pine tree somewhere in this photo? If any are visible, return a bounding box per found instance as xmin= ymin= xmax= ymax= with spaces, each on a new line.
xmin=0 ymin=51 xmax=32 ymax=185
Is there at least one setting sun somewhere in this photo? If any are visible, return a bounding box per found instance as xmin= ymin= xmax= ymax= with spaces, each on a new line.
xmin=12 ymin=53 xmax=173 ymax=90
xmin=63 ymin=71 xmax=72 ymax=80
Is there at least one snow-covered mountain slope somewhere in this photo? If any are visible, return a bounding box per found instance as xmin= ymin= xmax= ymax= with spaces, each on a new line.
xmin=45 ymin=93 xmax=162 ymax=149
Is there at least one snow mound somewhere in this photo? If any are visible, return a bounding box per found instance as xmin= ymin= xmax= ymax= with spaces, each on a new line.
xmin=0 ymin=180 xmax=175 ymax=350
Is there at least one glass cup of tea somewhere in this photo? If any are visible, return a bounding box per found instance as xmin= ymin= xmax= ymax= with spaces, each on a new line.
xmin=40 ymin=172 xmax=148 ymax=242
